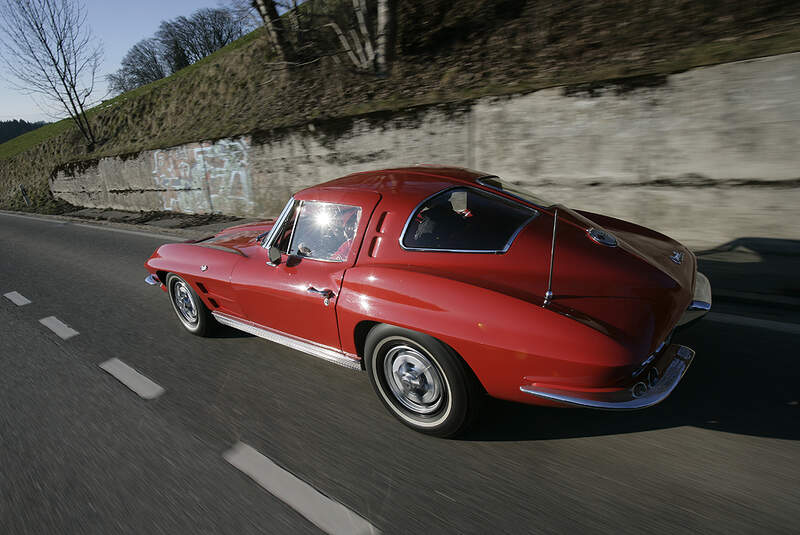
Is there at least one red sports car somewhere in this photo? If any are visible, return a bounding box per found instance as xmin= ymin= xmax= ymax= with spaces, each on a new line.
xmin=144 ymin=166 xmax=711 ymax=436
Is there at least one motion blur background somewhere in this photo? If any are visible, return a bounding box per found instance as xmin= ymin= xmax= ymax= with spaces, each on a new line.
xmin=1 ymin=0 xmax=799 ymax=251
xmin=0 ymin=1 xmax=798 ymax=534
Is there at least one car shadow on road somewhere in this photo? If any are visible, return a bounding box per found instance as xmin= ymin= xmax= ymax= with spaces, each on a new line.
xmin=464 ymin=237 xmax=800 ymax=442
xmin=695 ymin=237 xmax=800 ymax=302
xmin=466 ymin=319 xmax=799 ymax=442
xmin=207 ymin=324 xmax=253 ymax=339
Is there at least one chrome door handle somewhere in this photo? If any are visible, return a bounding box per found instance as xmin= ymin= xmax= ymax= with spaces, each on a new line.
xmin=307 ymin=287 xmax=334 ymax=297
xmin=307 ymin=287 xmax=335 ymax=306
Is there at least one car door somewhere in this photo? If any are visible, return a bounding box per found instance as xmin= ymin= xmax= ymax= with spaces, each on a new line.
xmin=231 ymin=190 xmax=380 ymax=351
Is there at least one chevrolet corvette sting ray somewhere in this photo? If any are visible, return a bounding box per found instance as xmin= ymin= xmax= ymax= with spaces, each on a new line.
xmin=144 ymin=166 xmax=711 ymax=436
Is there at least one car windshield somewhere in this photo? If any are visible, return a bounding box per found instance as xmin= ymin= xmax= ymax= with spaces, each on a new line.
xmin=288 ymin=201 xmax=361 ymax=262
xmin=478 ymin=177 xmax=555 ymax=208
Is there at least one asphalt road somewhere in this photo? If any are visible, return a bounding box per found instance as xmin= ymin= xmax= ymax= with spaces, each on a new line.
xmin=1 ymin=212 xmax=798 ymax=534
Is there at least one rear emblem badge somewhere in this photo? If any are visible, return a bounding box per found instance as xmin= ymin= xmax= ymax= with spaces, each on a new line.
xmin=669 ymin=251 xmax=683 ymax=265
xmin=201 ymin=265 xmax=208 ymax=272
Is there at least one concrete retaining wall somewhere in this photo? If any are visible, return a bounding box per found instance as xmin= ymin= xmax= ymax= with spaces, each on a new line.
xmin=52 ymin=53 xmax=800 ymax=248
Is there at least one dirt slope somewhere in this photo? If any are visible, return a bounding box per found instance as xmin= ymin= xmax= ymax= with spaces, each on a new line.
xmin=2 ymin=0 xmax=799 ymax=212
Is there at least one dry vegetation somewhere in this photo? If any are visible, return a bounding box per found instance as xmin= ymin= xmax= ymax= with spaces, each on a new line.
xmin=2 ymin=0 xmax=800 ymax=212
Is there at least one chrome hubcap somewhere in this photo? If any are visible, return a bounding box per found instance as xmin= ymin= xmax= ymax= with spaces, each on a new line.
xmin=384 ymin=345 xmax=443 ymax=414
xmin=173 ymin=281 xmax=198 ymax=324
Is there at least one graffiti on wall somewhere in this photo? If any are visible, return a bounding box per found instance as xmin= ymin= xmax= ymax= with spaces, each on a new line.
xmin=203 ymin=137 xmax=253 ymax=214
xmin=151 ymin=143 xmax=205 ymax=213
xmin=151 ymin=136 xmax=254 ymax=214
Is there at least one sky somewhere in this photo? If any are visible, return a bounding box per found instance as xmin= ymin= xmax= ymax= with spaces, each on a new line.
xmin=0 ymin=0 xmax=225 ymax=122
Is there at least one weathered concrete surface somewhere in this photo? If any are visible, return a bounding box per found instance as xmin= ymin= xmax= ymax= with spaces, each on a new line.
xmin=53 ymin=138 xmax=254 ymax=216
xmin=52 ymin=53 xmax=800 ymax=249
xmin=474 ymin=53 xmax=800 ymax=183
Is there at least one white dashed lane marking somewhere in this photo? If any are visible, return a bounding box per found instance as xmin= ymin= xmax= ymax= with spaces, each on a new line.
xmin=707 ymin=312 xmax=800 ymax=335
xmin=39 ymin=316 xmax=79 ymax=340
xmin=3 ymin=291 xmax=31 ymax=306
xmin=99 ymin=358 xmax=165 ymax=400
xmin=224 ymin=442 xmax=379 ymax=535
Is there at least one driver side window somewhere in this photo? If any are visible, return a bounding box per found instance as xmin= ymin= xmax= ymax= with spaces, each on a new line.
xmin=276 ymin=201 xmax=361 ymax=262
xmin=272 ymin=200 xmax=301 ymax=254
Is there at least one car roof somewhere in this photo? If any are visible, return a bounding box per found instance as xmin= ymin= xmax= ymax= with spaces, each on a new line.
xmin=295 ymin=166 xmax=495 ymax=203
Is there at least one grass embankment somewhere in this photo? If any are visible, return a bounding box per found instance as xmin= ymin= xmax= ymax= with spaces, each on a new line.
xmin=2 ymin=0 xmax=800 ymax=212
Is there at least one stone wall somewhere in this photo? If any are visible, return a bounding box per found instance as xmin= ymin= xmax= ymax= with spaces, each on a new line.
xmin=52 ymin=53 xmax=800 ymax=249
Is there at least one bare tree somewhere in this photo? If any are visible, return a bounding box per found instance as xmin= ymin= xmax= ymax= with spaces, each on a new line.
xmin=156 ymin=18 xmax=193 ymax=73
xmin=0 ymin=0 xmax=102 ymax=148
xmin=375 ymin=0 xmax=388 ymax=75
xmin=105 ymin=70 xmax=134 ymax=96
xmin=107 ymin=38 xmax=166 ymax=94
xmin=156 ymin=8 xmax=249 ymax=74
xmin=325 ymin=0 xmax=388 ymax=73
xmin=219 ymin=0 xmax=261 ymax=32
xmin=107 ymin=7 xmax=247 ymax=95
xmin=250 ymin=0 xmax=389 ymax=74
xmin=184 ymin=8 xmax=249 ymax=60
xmin=252 ymin=0 xmax=290 ymax=63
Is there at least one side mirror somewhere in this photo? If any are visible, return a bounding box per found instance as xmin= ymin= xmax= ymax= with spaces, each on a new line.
xmin=268 ymin=246 xmax=282 ymax=265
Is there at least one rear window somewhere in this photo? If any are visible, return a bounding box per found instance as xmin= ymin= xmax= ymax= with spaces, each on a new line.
xmin=401 ymin=187 xmax=537 ymax=252
xmin=478 ymin=177 xmax=555 ymax=208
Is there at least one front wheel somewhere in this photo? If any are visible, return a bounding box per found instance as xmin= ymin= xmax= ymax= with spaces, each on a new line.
xmin=364 ymin=324 xmax=482 ymax=437
xmin=167 ymin=273 xmax=214 ymax=336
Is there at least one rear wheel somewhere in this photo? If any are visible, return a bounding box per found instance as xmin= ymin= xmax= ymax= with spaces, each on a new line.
xmin=167 ymin=274 xmax=213 ymax=336
xmin=364 ymin=324 xmax=481 ymax=437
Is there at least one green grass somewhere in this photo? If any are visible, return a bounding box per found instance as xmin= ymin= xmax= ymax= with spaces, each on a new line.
xmin=0 ymin=27 xmax=265 ymax=161
xmin=0 ymin=118 xmax=73 ymax=160
xmin=3 ymin=25 xmax=799 ymax=164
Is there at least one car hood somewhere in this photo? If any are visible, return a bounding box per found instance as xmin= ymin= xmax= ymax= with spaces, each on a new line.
xmin=195 ymin=219 xmax=276 ymax=251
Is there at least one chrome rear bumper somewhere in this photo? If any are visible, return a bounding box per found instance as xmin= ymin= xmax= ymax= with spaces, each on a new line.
xmin=677 ymin=271 xmax=712 ymax=326
xmin=519 ymin=344 xmax=695 ymax=410
xmin=145 ymin=274 xmax=160 ymax=285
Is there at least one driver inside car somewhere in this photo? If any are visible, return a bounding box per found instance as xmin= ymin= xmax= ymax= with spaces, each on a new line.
xmin=329 ymin=207 xmax=358 ymax=261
